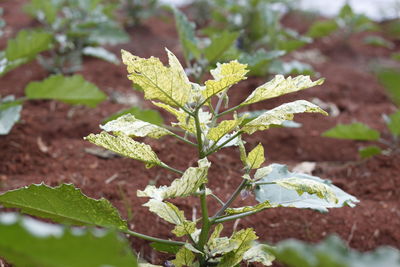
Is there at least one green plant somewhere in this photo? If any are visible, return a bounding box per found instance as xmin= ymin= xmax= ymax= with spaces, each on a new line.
xmin=0 ymin=50 xmax=359 ymax=266
xmin=23 ymin=0 xmax=129 ymax=74
xmin=122 ymin=0 xmax=160 ymax=26
xmin=322 ymin=68 xmax=400 ymax=158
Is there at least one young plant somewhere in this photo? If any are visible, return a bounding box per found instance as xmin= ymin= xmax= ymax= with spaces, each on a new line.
xmin=23 ymin=0 xmax=129 ymax=74
xmin=0 ymin=50 xmax=358 ymax=266
xmin=122 ymin=0 xmax=160 ymax=27
xmin=322 ymin=68 xmax=400 ymax=158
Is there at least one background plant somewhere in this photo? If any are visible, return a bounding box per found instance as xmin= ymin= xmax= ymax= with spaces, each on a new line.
xmin=120 ymin=0 xmax=160 ymax=27
xmin=0 ymin=49 xmax=359 ymax=266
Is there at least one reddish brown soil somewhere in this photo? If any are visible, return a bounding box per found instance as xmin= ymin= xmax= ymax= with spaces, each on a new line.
xmin=1 ymin=1 xmax=399 ymax=266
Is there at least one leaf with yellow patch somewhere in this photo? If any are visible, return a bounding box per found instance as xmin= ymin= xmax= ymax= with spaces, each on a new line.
xmin=207 ymin=117 xmax=244 ymax=141
xmin=243 ymin=242 xmax=275 ymax=266
xmin=246 ymin=143 xmax=265 ymax=169
xmin=171 ymin=246 xmax=196 ymax=267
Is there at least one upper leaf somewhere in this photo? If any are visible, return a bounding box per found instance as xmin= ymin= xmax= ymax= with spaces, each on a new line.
xmin=240 ymin=75 xmax=324 ymax=106
xmin=122 ymin=49 xmax=192 ymax=107
xmin=25 ymin=74 xmax=106 ymax=107
xmin=241 ymin=100 xmax=328 ymax=134
xmin=0 ymin=213 xmax=137 ymax=267
xmin=217 ymin=228 xmax=258 ymax=267
xmin=203 ymin=61 xmax=248 ymax=99
xmin=85 ymin=131 xmax=162 ymax=168
xmin=275 ymin=178 xmax=338 ymax=204
xmin=0 ymin=184 xmax=127 ymax=230
xmin=101 ymin=114 xmax=172 ymax=139
xmin=254 ymin=164 xmax=359 ymax=212
xmin=246 ymin=143 xmax=265 ymax=169
xmin=243 ymin=242 xmax=275 ymax=266
xmin=322 ymin=122 xmax=380 ymax=141
xmin=143 ymin=199 xmax=195 ymax=237
xmin=206 ymin=117 xmax=244 ymax=142
xmin=137 ymin=158 xmax=210 ymax=200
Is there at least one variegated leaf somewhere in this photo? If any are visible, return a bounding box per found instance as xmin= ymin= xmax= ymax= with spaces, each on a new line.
xmin=225 ymin=201 xmax=272 ymax=215
xmin=275 ymin=178 xmax=338 ymax=204
xmin=203 ymin=61 xmax=248 ymax=99
xmin=137 ymin=158 xmax=210 ymax=200
xmin=206 ymin=224 xmax=239 ymax=257
xmin=85 ymin=132 xmax=161 ymax=168
xmin=122 ymin=49 xmax=191 ymax=107
xmin=241 ymin=75 xmax=324 ymax=106
xmin=243 ymin=242 xmax=275 ymax=266
xmin=217 ymin=228 xmax=258 ymax=267
xmin=171 ymin=247 xmax=196 ymax=267
xmin=241 ymin=100 xmax=328 ymax=134
xmin=100 ymin=114 xmax=171 ymax=139
xmin=246 ymin=143 xmax=265 ymax=169
xmin=206 ymin=117 xmax=244 ymax=142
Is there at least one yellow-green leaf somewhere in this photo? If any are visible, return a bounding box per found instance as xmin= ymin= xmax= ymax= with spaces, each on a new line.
xmin=143 ymin=200 xmax=195 ymax=237
xmin=241 ymin=100 xmax=328 ymax=134
xmin=203 ymin=61 xmax=248 ymax=99
xmin=206 ymin=117 xmax=244 ymax=142
xmin=137 ymin=158 xmax=210 ymax=200
xmin=85 ymin=132 xmax=161 ymax=168
xmin=217 ymin=228 xmax=258 ymax=267
xmin=243 ymin=242 xmax=275 ymax=266
xmin=241 ymin=75 xmax=324 ymax=106
xmin=171 ymin=247 xmax=195 ymax=267
xmin=225 ymin=201 xmax=272 ymax=215
xmin=122 ymin=49 xmax=191 ymax=107
xmin=275 ymin=178 xmax=338 ymax=203
xmin=246 ymin=143 xmax=265 ymax=169
xmin=101 ymin=114 xmax=171 ymax=139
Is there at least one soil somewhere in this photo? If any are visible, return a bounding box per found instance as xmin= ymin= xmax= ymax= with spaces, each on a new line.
xmin=1 ymin=1 xmax=400 ymax=266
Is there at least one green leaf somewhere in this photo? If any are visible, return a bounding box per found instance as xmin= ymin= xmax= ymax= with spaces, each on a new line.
xmin=103 ymin=106 xmax=164 ymax=125
xmin=246 ymin=143 xmax=265 ymax=169
xmin=82 ymin=46 xmax=119 ymax=64
xmin=217 ymin=228 xmax=258 ymax=267
xmin=150 ymin=242 xmax=182 ymax=254
xmin=122 ymin=49 xmax=192 ymax=107
xmin=0 ymin=213 xmax=137 ymax=267
xmin=171 ymin=246 xmax=196 ymax=267
xmin=363 ymin=36 xmax=394 ymax=49
xmin=306 ymin=19 xmax=338 ymax=38
xmin=275 ymin=178 xmax=338 ymax=204
xmin=0 ymin=95 xmax=23 ymax=135
xmin=204 ymin=31 xmax=239 ymax=63
xmin=23 ymin=0 xmax=60 ymax=24
xmin=85 ymin=131 xmax=162 ymax=168
xmin=5 ymin=29 xmax=52 ymax=61
xmin=243 ymin=242 xmax=275 ymax=266
xmin=239 ymin=50 xmax=285 ymax=77
xmin=143 ymin=199 xmax=195 ymax=237
xmin=203 ymin=61 xmax=249 ymax=99
xmin=241 ymin=75 xmax=324 ymax=106
xmin=255 ymin=164 xmax=359 ymax=212
xmin=137 ymin=158 xmax=210 ymax=200
xmin=101 ymin=114 xmax=172 ymax=139
xmin=387 ymin=110 xmax=400 ymax=137
xmin=359 ymin=146 xmax=382 ymax=159
xmin=25 ymin=74 xmax=106 ymax=107
xmin=0 ymin=184 xmax=127 ymax=230
xmin=88 ymin=24 xmax=130 ymax=46
xmin=322 ymin=122 xmax=380 ymax=141
xmin=377 ymin=68 xmax=400 ymax=107
xmin=268 ymin=235 xmax=400 ymax=267
xmin=241 ymin=100 xmax=328 ymax=135
xmin=172 ymin=7 xmax=200 ymax=62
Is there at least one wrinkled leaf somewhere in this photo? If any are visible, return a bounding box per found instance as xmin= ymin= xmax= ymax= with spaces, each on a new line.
xmin=241 ymin=75 xmax=324 ymax=106
xmin=85 ymin=131 xmax=162 ymax=168
xmin=207 ymin=117 xmax=243 ymax=142
xmin=322 ymin=122 xmax=380 ymax=141
xmin=241 ymin=100 xmax=327 ymax=134
xmin=0 ymin=95 xmax=23 ymax=135
xmin=243 ymin=242 xmax=275 ymax=266
xmin=246 ymin=143 xmax=265 ymax=169
xmin=122 ymin=49 xmax=191 ymax=107
xmin=101 ymin=114 xmax=172 ymax=139
xmin=25 ymin=74 xmax=106 ymax=107
xmin=255 ymin=164 xmax=359 ymax=212
xmin=137 ymin=158 xmax=210 ymax=200
xmin=171 ymin=246 xmax=196 ymax=267
xmin=203 ymin=61 xmax=248 ymax=99
xmin=0 ymin=213 xmax=138 ymax=267
xmin=0 ymin=184 xmax=127 ymax=230
xmin=268 ymin=235 xmax=400 ymax=267
xmin=359 ymin=145 xmax=382 ymax=159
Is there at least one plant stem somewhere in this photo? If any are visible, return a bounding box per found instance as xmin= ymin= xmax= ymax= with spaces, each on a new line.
xmin=215 ymin=105 xmax=242 ymax=119
xmin=205 ymin=131 xmax=243 ymax=156
xmin=123 ymin=229 xmax=184 ymax=246
xmin=160 ymin=163 xmax=184 ymax=175
xmin=210 ymin=193 xmax=225 ymax=206
xmin=171 ymin=132 xmax=198 ymax=147
xmin=212 ymin=208 xmax=267 ymax=224
xmin=211 ymin=179 xmax=248 ymax=220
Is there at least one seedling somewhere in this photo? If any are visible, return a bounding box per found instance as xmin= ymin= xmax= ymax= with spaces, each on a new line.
xmin=122 ymin=0 xmax=160 ymax=26
xmin=0 ymin=50 xmax=358 ymax=266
